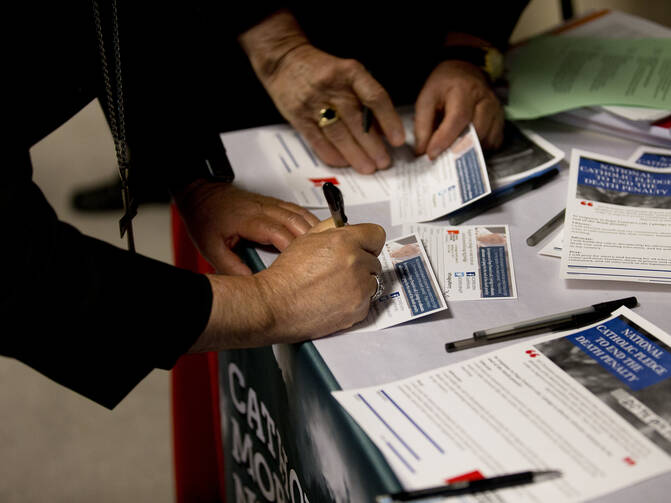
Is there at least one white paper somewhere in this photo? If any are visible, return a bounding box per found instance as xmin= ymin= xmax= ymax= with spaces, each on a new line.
xmin=560 ymin=149 xmax=671 ymax=284
xmin=559 ymin=10 xmax=671 ymax=39
xmin=487 ymin=125 xmax=564 ymax=190
xmin=629 ymin=147 xmax=671 ymax=170
xmin=333 ymin=307 xmax=671 ymax=502
xmin=345 ymin=233 xmax=447 ymax=334
xmin=539 ymin=229 xmax=564 ymax=258
xmin=403 ymin=223 xmax=518 ymax=300
xmin=255 ymin=127 xmax=396 ymax=207
xmin=549 ymin=10 xmax=671 ymax=146
xmin=390 ymin=124 xmax=491 ymax=225
xmin=603 ymin=106 xmax=671 ymax=123
xmin=255 ymin=120 xmax=491 ymax=222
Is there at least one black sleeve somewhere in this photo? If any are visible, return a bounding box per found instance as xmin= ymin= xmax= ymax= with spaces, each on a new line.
xmin=453 ymin=1 xmax=531 ymax=50
xmin=1 ymin=154 xmax=212 ymax=410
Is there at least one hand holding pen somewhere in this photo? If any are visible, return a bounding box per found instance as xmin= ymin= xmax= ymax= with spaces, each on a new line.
xmin=322 ymin=182 xmax=385 ymax=302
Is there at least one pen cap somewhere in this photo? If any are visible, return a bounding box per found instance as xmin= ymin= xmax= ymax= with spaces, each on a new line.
xmin=323 ymin=182 xmax=342 ymax=209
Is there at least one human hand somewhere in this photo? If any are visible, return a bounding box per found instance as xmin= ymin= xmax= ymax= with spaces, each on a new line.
xmin=193 ymin=222 xmax=386 ymax=351
xmin=174 ymin=181 xmax=319 ymax=275
xmin=264 ymin=44 xmax=406 ymax=174
xmin=414 ymin=60 xmax=504 ymax=159
xmin=256 ymin=223 xmax=387 ymax=340
xmin=238 ymin=10 xmax=405 ymax=175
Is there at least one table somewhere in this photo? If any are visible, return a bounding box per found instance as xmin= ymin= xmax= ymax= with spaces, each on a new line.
xmin=177 ymin=118 xmax=671 ymax=502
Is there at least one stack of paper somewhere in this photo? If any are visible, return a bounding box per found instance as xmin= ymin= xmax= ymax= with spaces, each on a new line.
xmin=505 ymin=10 xmax=671 ymax=147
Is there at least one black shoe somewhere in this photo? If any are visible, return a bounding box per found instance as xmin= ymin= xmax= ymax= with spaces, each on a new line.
xmin=71 ymin=177 xmax=171 ymax=212
xmin=72 ymin=178 xmax=124 ymax=211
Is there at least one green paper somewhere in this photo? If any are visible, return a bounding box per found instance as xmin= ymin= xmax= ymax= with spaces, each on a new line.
xmin=505 ymin=37 xmax=671 ymax=120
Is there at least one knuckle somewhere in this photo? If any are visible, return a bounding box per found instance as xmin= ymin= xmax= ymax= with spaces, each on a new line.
xmin=364 ymin=86 xmax=388 ymax=106
xmin=450 ymin=108 xmax=471 ymax=126
xmin=341 ymin=58 xmax=364 ymax=75
xmin=325 ymin=124 xmax=348 ymax=143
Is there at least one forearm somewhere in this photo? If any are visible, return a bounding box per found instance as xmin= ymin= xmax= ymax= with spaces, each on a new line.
xmin=237 ymin=9 xmax=310 ymax=84
xmin=188 ymin=274 xmax=275 ymax=353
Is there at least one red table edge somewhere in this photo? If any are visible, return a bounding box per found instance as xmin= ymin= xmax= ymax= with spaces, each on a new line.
xmin=170 ymin=203 xmax=226 ymax=502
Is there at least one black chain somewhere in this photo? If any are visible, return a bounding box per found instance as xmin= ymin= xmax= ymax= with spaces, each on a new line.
xmin=92 ymin=0 xmax=136 ymax=252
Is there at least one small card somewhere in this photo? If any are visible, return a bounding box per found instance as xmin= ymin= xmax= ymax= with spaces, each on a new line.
xmin=538 ymin=228 xmax=564 ymax=258
xmin=346 ymin=233 xmax=447 ymax=333
xmin=403 ymin=224 xmax=518 ymax=301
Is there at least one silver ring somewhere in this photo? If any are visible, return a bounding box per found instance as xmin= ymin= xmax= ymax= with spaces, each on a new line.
xmin=370 ymin=273 xmax=385 ymax=302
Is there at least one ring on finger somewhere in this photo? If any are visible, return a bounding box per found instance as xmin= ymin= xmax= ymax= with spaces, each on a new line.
xmin=318 ymin=106 xmax=340 ymax=128
xmin=370 ymin=273 xmax=385 ymax=302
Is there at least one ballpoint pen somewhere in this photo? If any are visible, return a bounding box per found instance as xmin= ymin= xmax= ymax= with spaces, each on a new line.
xmin=447 ymin=168 xmax=559 ymax=225
xmin=322 ymin=182 xmax=348 ymax=227
xmin=362 ymin=106 xmax=373 ymax=133
xmin=376 ymin=470 xmax=561 ymax=502
xmin=446 ymin=297 xmax=638 ymax=352
xmin=526 ymin=208 xmax=566 ymax=246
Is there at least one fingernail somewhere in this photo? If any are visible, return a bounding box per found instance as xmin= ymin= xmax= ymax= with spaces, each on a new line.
xmin=392 ymin=130 xmax=405 ymax=145
xmin=376 ymin=155 xmax=391 ymax=169
xmin=428 ymin=148 xmax=440 ymax=159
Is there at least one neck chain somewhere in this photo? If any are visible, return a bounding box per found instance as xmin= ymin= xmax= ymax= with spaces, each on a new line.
xmin=92 ymin=0 xmax=136 ymax=252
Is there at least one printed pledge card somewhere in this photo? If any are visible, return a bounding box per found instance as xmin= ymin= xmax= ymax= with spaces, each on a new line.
xmin=346 ymin=233 xmax=447 ymax=334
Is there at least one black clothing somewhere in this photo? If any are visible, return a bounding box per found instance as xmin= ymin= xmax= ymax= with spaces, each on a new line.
xmin=7 ymin=1 xmax=527 ymax=409
xmin=7 ymin=2 xmax=221 ymax=409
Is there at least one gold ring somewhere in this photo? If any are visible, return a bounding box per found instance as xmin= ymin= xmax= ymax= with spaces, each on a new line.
xmin=318 ymin=107 xmax=340 ymax=128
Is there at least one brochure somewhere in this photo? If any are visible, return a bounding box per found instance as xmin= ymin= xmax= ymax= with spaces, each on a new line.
xmin=485 ymin=121 xmax=564 ymax=191
xmin=403 ymin=223 xmax=517 ymax=300
xmin=243 ymin=117 xmax=563 ymax=225
xmin=540 ymin=147 xmax=671 ymax=259
xmin=629 ymin=147 xmax=671 ymax=170
xmin=333 ymin=307 xmax=671 ymax=502
xmin=389 ymin=124 xmax=490 ymax=225
xmin=560 ymin=149 xmax=671 ymax=283
xmin=345 ymin=233 xmax=447 ymax=334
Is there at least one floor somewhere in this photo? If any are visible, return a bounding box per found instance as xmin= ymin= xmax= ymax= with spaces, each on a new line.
xmin=0 ymin=100 xmax=176 ymax=502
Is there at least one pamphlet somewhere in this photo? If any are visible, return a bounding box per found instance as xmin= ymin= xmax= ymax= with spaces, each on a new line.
xmin=254 ymin=127 xmax=395 ymax=207
xmin=508 ymin=10 xmax=671 ymax=146
xmin=505 ymin=37 xmax=671 ymax=120
xmin=252 ymin=119 xmax=492 ymax=222
xmin=485 ymin=121 xmax=564 ymax=190
xmin=333 ymin=307 xmax=671 ymax=502
xmin=403 ymin=223 xmax=517 ymax=300
xmin=389 ymin=124 xmax=491 ymax=225
xmin=540 ymin=147 xmax=671 ymax=258
xmin=629 ymin=147 xmax=671 ymax=169
xmin=345 ymin=233 xmax=447 ymax=334
xmin=560 ymin=149 xmax=671 ymax=283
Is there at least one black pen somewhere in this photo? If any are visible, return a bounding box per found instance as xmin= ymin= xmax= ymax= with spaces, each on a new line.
xmin=322 ymin=182 xmax=348 ymax=227
xmin=362 ymin=105 xmax=373 ymax=133
xmin=526 ymin=208 xmax=565 ymax=246
xmin=446 ymin=297 xmax=638 ymax=352
xmin=447 ymin=167 xmax=559 ymax=225
xmin=376 ymin=470 xmax=561 ymax=502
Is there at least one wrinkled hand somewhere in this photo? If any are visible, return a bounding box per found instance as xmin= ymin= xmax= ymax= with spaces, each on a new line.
xmin=256 ymin=222 xmax=386 ymax=340
xmin=174 ymin=181 xmax=319 ymax=275
xmin=263 ymin=44 xmax=406 ymax=174
xmin=414 ymin=60 xmax=505 ymax=159
xmin=196 ymin=221 xmax=386 ymax=351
